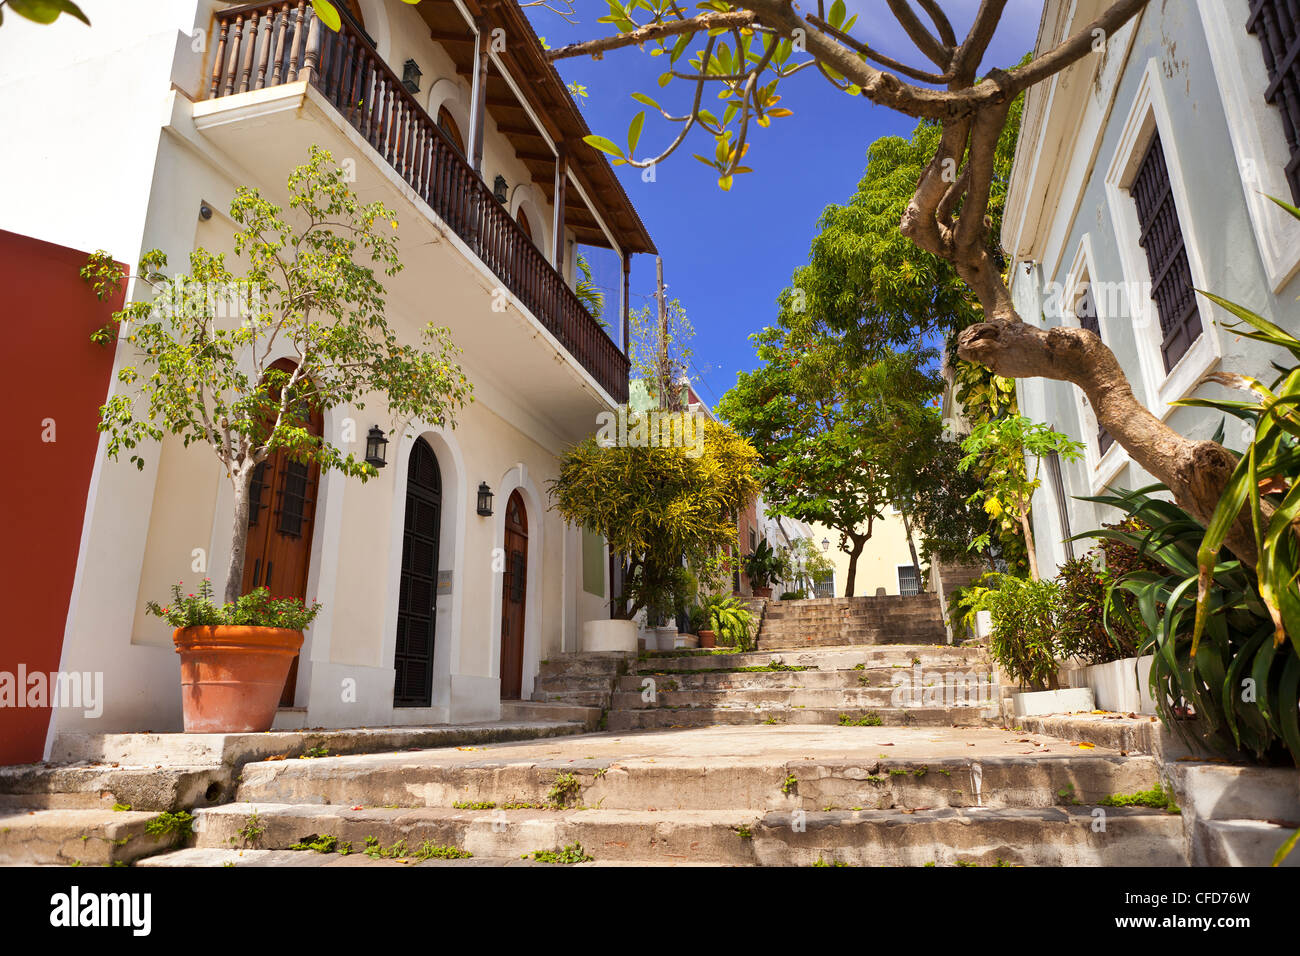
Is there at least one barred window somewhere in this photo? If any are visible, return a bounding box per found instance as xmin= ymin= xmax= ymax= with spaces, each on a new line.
xmin=813 ymin=572 xmax=835 ymax=599
xmin=897 ymin=565 xmax=920 ymax=597
xmin=1131 ymin=132 xmax=1203 ymax=372
xmin=1248 ymin=0 xmax=1300 ymax=203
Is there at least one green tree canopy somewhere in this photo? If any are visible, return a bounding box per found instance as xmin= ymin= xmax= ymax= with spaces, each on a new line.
xmin=549 ymin=418 xmax=760 ymax=619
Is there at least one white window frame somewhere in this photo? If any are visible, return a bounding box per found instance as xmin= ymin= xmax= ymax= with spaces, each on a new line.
xmin=1062 ymin=235 xmax=1129 ymax=493
xmin=1197 ymin=0 xmax=1300 ymax=292
xmin=896 ymin=563 xmax=920 ymax=597
xmin=1103 ymin=57 xmax=1225 ymax=419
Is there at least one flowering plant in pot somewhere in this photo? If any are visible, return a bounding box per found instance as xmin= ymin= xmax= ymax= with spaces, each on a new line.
xmin=149 ymin=580 xmax=322 ymax=733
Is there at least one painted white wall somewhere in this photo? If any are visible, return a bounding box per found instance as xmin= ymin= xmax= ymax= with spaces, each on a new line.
xmin=1 ymin=0 xmax=620 ymax=744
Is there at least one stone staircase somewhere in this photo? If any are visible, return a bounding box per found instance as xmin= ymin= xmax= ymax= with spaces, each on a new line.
xmin=757 ymin=594 xmax=948 ymax=649
xmin=129 ymin=723 xmax=1186 ymax=867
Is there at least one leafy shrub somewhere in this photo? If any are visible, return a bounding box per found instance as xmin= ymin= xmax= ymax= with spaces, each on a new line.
xmin=1056 ymin=557 xmax=1140 ymax=664
xmin=983 ymin=577 xmax=1062 ymax=689
xmin=147 ymin=578 xmax=321 ymax=630
xmin=702 ymin=595 xmax=756 ymax=650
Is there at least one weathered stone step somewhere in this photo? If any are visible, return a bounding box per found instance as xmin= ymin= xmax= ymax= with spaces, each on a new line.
xmin=536 ymin=654 xmax=633 ymax=679
xmin=49 ymin=721 xmax=589 ymax=768
xmin=499 ymin=701 xmax=601 ymax=729
xmin=0 ymin=763 xmax=228 ymax=812
xmin=0 ymin=808 xmax=178 ymax=866
xmin=188 ymin=802 xmax=1185 ymax=867
xmin=609 ymin=685 xmax=997 ymax=711
xmin=619 ymin=666 xmax=994 ymax=693
xmin=231 ymin=747 xmax=1161 ymax=813
xmin=759 ymin=631 xmax=947 ymax=650
xmin=633 ymin=645 xmax=982 ymax=673
xmin=137 ymin=847 xmax=557 ymax=867
xmin=605 ymin=704 xmax=1000 ymax=731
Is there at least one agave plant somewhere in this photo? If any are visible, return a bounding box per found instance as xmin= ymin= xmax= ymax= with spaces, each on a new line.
xmin=1079 ymin=197 xmax=1300 ymax=768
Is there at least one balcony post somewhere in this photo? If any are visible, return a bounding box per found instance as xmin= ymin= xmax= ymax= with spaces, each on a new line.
xmin=299 ymin=6 xmax=324 ymax=86
xmin=621 ymin=251 xmax=631 ymax=355
xmin=469 ymin=21 xmax=490 ymax=174
xmin=552 ymin=144 xmax=567 ymax=269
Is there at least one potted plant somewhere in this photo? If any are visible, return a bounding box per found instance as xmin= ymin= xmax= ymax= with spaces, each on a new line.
xmin=743 ymin=538 xmax=785 ymax=598
xmin=689 ymin=605 xmax=716 ymax=648
xmin=706 ymin=595 xmax=756 ymax=652
xmin=83 ymin=148 xmax=470 ymax=730
xmin=149 ymin=580 xmax=321 ymax=733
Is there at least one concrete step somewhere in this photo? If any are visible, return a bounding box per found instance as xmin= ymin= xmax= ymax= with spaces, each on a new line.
xmin=633 ymin=645 xmax=984 ymax=673
xmin=536 ymin=654 xmax=633 ymax=679
xmin=618 ymin=667 xmax=995 ymax=693
xmin=0 ymin=808 xmax=179 ymax=866
xmin=759 ymin=631 xmax=947 ymax=650
xmin=498 ymin=701 xmax=601 ymax=730
xmin=187 ymin=802 xmax=1185 ymax=867
xmin=137 ymin=847 xmax=558 ymax=867
xmin=605 ymin=704 xmax=1001 ymax=731
xmin=48 ymin=720 xmax=589 ymax=769
xmin=230 ymin=745 xmax=1162 ymax=813
xmin=0 ymin=763 xmax=229 ymax=812
xmin=609 ymin=685 xmax=997 ymax=711
xmin=531 ymin=690 xmax=613 ymax=708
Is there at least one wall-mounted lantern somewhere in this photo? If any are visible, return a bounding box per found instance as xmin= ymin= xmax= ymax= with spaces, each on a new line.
xmin=821 ymin=537 xmax=830 ymax=552
xmin=493 ymin=174 xmax=509 ymax=203
xmin=365 ymin=426 xmax=389 ymax=468
xmin=401 ymin=58 xmax=423 ymax=94
xmin=477 ymin=482 xmax=494 ymax=516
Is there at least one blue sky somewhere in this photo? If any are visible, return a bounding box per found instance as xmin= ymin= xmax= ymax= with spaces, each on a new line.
xmin=525 ymin=1 xmax=1044 ymax=409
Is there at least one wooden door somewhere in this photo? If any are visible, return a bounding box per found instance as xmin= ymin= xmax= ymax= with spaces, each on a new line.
xmin=240 ymin=360 xmax=322 ymax=708
xmin=499 ymin=490 xmax=528 ymax=700
xmin=394 ymin=438 xmax=442 ymax=707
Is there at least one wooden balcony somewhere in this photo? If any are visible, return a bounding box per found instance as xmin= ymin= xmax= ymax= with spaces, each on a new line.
xmin=206 ymin=0 xmax=629 ymax=404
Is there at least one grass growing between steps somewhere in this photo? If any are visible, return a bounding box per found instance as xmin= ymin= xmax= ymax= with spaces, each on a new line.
xmin=1098 ymin=783 xmax=1180 ymax=814
xmin=838 ymin=712 xmax=884 ymax=727
xmin=526 ymin=842 xmax=592 ymax=864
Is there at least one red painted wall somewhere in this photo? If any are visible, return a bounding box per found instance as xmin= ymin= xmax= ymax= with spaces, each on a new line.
xmin=0 ymin=230 xmax=123 ymax=765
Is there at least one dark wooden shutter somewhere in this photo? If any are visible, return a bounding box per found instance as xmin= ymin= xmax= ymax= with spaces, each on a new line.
xmin=1249 ymin=0 xmax=1300 ymax=202
xmin=1131 ymin=132 xmax=1203 ymax=372
xmin=1075 ymin=285 xmax=1114 ymax=455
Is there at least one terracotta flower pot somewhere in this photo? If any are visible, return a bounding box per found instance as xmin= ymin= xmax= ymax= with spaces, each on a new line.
xmin=173 ymin=625 xmax=303 ymax=733
xmin=698 ymin=629 xmax=717 ymax=648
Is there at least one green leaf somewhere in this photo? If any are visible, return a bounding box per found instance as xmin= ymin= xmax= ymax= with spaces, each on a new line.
xmin=583 ymin=135 xmax=624 ymax=159
xmin=311 ymin=0 xmax=341 ymax=32
xmin=829 ymin=0 xmax=847 ymax=29
xmin=658 ymin=71 xmax=673 ymax=88
xmin=8 ymin=0 xmax=89 ymax=25
xmin=627 ymin=111 xmax=645 ymax=157
xmin=630 ymin=92 xmax=661 ymax=110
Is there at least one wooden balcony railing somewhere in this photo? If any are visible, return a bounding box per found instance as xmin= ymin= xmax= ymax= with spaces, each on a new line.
xmin=206 ymin=0 xmax=630 ymax=404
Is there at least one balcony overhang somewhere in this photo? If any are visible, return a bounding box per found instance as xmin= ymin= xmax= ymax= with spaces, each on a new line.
xmin=192 ymin=81 xmax=621 ymax=447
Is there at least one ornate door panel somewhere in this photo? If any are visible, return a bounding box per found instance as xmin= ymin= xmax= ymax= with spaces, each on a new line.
xmin=499 ymin=490 xmax=528 ymax=700
xmin=394 ymin=438 xmax=442 ymax=707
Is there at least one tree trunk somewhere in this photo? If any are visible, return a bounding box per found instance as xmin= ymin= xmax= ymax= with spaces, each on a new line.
xmin=844 ymin=534 xmax=867 ymax=597
xmin=1019 ymin=503 xmax=1040 ymax=582
xmin=899 ymin=506 xmax=925 ymax=593
xmin=222 ymin=460 xmax=256 ymax=605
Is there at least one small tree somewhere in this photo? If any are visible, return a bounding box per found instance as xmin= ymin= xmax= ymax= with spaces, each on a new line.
xmin=958 ymin=416 xmax=1083 ymax=582
xmin=549 ymin=419 xmax=760 ymax=619
xmin=83 ymin=146 xmax=472 ymax=604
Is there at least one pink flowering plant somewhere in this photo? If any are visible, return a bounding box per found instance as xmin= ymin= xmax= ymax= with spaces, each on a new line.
xmin=147 ymin=578 xmax=321 ymax=631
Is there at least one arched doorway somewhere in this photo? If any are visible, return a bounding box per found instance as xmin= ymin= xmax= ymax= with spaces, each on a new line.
xmin=437 ymin=106 xmax=465 ymax=156
xmin=394 ymin=437 xmax=442 ymax=707
xmin=240 ymin=358 xmax=322 ymax=707
xmin=499 ymin=490 xmax=528 ymax=699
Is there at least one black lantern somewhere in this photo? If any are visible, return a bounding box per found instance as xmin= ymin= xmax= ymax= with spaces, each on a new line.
xmin=365 ymin=426 xmax=388 ymax=468
xmin=821 ymin=537 xmax=830 ymax=552
xmin=401 ymin=58 xmax=422 ymax=94
xmin=493 ymin=174 xmax=508 ymax=203
xmin=477 ymin=482 xmax=494 ymax=516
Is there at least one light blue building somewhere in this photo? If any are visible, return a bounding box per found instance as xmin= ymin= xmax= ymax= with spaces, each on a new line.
xmin=1003 ymin=0 xmax=1300 ymax=575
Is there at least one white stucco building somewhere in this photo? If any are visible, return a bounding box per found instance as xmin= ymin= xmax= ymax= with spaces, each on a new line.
xmin=1003 ymin=0 xmax=1300 ymax=577
xmin=0 ymin=0 xmax=657 ymax=747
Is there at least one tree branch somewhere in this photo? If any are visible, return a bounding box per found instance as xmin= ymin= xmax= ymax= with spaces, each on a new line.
xmin=545 ymin=10 xmax=756 ymax=61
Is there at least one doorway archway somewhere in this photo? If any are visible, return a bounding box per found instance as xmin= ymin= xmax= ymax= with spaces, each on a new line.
xmin=499 ymin=490 xmax=528 ymax=699
xmin=394 ymin=437 xmax=443 ymax=707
